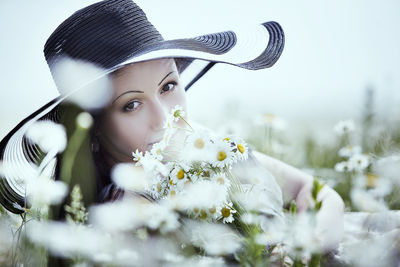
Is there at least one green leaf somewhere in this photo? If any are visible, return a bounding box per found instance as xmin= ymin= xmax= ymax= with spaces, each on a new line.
xmin=309 ymin=253 xmax=322 ymax=267
xmin=312 ymin=179 xmax=325 ymax=201
xmin=315 ymin=201 xmax=323 ymax=212
xmin=289 ymin=200 xmax=297 ymax=214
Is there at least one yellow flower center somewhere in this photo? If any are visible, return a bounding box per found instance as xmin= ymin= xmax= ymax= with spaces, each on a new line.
xmin=170 ymin=190 xmax=176 ymax=197
xmin=217 ymin=177 xmax=225 ymax=185
xmin=237 ymin=144 xmax=245 ymax=154
xmin=263 ymin=113 xmax=276 ymax=123
xmin=217 ymin=151 xmax=227 ymax=161
xmin=200 ymin=210 xmax=208 ymax=220
xmin=194 ymin=138 xmax=205 ymax=149
xmin=177 ymin=169 xmax=185 ymax=180
xmin=221 ymin=207 xmax=231 ymax=218
xmin=223 ymin=137 xmax=230 ymax=142
xmin=174 ymin=110 xmax=181 ymax=118
xmin=209 ymin=206 xmax=216 ymax=214
xmin=366 ymin=173 xmax=378 ymax=188
xmin=157 ymin=183 xmax=162 ymax=192
xmin=193 ymin=207 xmax=199 ymax=213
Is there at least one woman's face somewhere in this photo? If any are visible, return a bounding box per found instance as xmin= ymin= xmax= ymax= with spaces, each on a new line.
xmin=97 ymin=58 xmax=187 ymax=163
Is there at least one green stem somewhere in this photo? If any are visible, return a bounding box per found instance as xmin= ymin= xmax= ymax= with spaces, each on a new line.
xmin=178 ymin=115 xmax=193 ymax=130
xmin=60 ymin=126 xmax=89 ymax=186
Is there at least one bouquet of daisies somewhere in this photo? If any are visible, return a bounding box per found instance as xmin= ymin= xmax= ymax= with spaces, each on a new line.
xmin=129 ymin=105 xmax=248 ymax=225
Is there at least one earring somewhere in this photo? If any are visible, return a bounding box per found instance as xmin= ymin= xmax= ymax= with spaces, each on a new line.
xmin=91 ymin=136 xmax=100 ymax=153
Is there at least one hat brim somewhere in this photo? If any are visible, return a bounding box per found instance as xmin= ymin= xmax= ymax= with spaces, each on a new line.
xmin=0 ymin=21 xmax=284 ymax=213
xmin=114 ymin=21 xmax=284 ymax=71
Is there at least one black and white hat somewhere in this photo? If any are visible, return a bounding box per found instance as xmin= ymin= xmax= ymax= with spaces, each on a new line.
xmin=0 ymin=0 xmax=284 ymax=213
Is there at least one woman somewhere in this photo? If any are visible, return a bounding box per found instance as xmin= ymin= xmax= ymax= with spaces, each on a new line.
xmin=0 ymin=0 xmax=343 ymax=252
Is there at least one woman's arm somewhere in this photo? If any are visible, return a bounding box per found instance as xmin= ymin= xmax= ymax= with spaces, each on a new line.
xmin=253 ymin=150 xmax=344 ymax=251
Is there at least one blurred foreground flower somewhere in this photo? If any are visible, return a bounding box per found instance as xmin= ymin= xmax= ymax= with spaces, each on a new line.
xmin=373 ymin=154 xmax=400 ymax=186
xmin=350 ymin=188 xmax=388 ymax=212
xmin=26 ymin=174 xmax=68 ymax=207
xmin=111 ymin=163 xmax=149 ymax=192
xmin=89 ymin=199 xmax=179 ymax=234
xmin=183 ymin=220 xmax=242 ymax=256
xmin=26 ymin=120 xmax=67 ymax=153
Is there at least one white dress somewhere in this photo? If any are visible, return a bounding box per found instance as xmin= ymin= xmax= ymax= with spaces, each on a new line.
xmin=231 ymin=148 xmax=284 ymax=220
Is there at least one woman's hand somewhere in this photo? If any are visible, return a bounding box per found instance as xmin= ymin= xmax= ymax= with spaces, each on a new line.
xmin=253 ymin=151 xmax=345 ymax=252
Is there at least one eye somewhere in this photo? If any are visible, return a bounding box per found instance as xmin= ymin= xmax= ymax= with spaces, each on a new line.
xmin=123 ymin=100 xmax=141 ymax=112
xmin=160 ymin=81 xmax=177 ymax=94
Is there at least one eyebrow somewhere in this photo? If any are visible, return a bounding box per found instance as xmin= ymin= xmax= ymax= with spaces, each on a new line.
xmin=112 ymin=71 xmax=176 ymax=104
xmin=112 ymin=90 xmax=144 ymax=104
xmin=158 ymin=71 xmax=174 ymax=86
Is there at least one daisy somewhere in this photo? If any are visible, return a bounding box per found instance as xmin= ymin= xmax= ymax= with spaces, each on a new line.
xmin=349 ymin=154 xmax=370 ymax=172
xmin=219 ymin=202 xmax=237 ymax=224
xmin=334 ymin=161 xmax=354 ymax=172
xmin=210 ymin=172 xmax=231 ymax=189
xmin=170 ymin=105 xmax=185 ymax=122
xmin=169 ymin=166 xmax=189 ymax=190
xmin=163 ymin=114 xmax=175 ymax=129
xmin=207 ymin=205 xmax=220 ymax=221
xmin=253 ymin=113 xmax=288 ymax=131
xmin=147 ymin=173 xmax=169 ymax=199
xmin=188 ymin=207 xmax=209 ymax=221
xmin=150 ymin=141 xmax=165 ymax=161
xmin=181 ymin=129 xmax=214 ymax=163
xmin=227 ymin=135 xmax=249 ymax=161
xmin=132 ymin=149 xmax=144 ymax=166
xmin=136 ymin=152 xmax=169 ymax=176
xmin=333 ymin=119 xmax=355 ymax=135
xmin=210 ymin=140 xmax=235 ymax=169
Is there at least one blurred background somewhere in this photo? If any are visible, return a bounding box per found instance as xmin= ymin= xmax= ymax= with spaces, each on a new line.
xmin=2 ymin=3 xmax=400 ymax=265
xmin=1 ymin=0 xmax=400 ymax=143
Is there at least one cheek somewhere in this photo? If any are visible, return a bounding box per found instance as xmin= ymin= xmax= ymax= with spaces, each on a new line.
xmin=103 ymin=112 xmax=150 ymax=154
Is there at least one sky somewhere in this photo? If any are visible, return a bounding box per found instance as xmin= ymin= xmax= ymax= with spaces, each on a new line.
xmin=1 ymin=0 xmax=400 ymax=139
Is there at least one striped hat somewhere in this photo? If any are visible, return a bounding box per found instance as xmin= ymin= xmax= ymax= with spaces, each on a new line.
xmin=0 ymin=0 xmax=284 ymax=213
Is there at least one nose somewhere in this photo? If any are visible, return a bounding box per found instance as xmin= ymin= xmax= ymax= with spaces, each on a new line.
xmin=149 ymin=98 xmax=168 ymax=131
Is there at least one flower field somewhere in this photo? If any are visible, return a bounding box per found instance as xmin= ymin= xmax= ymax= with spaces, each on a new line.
xmin=1 ymin=101 xmax=399 ymax=266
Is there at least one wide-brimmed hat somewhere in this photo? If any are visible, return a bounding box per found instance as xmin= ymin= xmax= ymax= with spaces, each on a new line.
xmin=0 ymin=0 xmax=284 ymax=213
